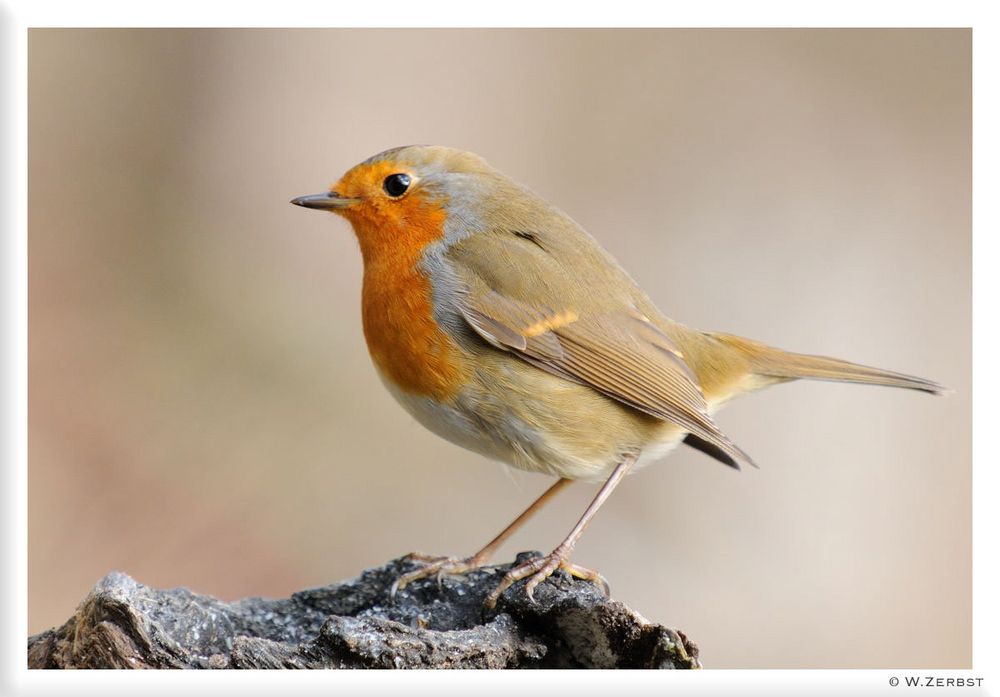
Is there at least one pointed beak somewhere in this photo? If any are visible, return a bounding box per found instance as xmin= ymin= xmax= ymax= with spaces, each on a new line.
xmin=290 ymin=191 xmax=358 ymax=210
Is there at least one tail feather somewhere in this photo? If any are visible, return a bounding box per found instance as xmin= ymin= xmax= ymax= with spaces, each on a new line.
xmin=715 ymin=333 xmax=947 ymax=395
xmin=754 ymin=350 xmax=946 ymax=394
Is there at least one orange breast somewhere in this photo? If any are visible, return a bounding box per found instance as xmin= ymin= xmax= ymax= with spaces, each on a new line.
xmin=352 ymin=193 xmax=469 ymax=400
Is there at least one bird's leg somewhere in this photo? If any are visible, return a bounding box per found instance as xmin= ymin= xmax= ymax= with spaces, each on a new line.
xmin=484 ymin=453 xmax=637 ymax=609
xmin=390 ymin=478 xmax=572 ymax=598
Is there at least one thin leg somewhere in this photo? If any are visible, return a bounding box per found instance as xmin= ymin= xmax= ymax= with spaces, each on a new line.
xmin=390 ymin=477 xmax=572 ymax=598
xmin=484 ymin=453 xmax=637 ymax=608
xmin=468 ymin=477 xmax=572 ymax=563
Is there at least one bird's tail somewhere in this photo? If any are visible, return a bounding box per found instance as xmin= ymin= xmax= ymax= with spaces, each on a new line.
xmin=714 ymin=333 xmax=947 ymax=395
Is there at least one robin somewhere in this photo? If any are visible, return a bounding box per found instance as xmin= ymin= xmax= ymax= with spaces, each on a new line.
xmin=291 ymin=145 xmax=943 ymax=608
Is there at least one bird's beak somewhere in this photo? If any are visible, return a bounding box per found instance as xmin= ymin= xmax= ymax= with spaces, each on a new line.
xmin=290 ymin=191 xmax=358 ymax=210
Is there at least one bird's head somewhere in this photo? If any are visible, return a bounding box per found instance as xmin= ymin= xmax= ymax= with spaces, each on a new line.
xmin=291 ymin=145 xmax=500 ymax=265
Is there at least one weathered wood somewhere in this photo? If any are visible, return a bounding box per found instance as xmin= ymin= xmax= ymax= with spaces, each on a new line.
xmin=27 ymin=553 xmax=700 ymax=669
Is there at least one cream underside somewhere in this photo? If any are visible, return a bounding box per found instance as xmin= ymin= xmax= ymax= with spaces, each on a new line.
xmin=378 ymin=368 xmax=764 ymax=482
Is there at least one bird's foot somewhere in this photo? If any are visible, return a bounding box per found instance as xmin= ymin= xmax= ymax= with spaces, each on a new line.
xmin=484 ymin=549 xmax=610 ymax=609
xmin=390 ymin=552 xmax=488 ymax=599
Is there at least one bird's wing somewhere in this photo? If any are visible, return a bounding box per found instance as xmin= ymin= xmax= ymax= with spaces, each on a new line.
xmin=445 ymin=229 xmax=755 ymax=469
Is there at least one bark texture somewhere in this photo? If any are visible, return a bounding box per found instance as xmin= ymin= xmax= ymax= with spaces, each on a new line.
xmin=27 ymin=553 xmax=701 ymax=669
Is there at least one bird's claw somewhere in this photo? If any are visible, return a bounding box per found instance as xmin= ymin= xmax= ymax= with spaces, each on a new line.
xmin=391 ymin=553 xmax=483 ymax=600
xmin=484 ymin=551 xmax=609 ymax=608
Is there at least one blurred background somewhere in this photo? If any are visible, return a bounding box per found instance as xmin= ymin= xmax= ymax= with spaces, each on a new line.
xmin=28 ymin=29 xmax=970 ymax=668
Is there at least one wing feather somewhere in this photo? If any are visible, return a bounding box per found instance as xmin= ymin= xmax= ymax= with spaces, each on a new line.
xmin=449 ymin=255 xmax=755 ymax=469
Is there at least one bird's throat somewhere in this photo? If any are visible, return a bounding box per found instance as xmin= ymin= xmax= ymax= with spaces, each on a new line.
xmin=355 ymin=203 xmax=468 ymax=400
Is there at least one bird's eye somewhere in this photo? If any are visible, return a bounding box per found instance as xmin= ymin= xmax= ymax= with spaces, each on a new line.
xmin=383 ymin=173 xmax=412 ymax=198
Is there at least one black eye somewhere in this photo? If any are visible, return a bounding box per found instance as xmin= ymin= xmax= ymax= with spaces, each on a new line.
xmin=383 ymin=173 xmax=411 ymax=198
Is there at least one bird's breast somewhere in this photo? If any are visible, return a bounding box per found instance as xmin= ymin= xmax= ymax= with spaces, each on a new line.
xmin=361 ymin=260 xmax=470 ymax=401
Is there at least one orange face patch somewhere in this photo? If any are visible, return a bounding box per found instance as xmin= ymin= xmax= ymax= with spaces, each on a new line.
xmin=331 ymin=160 xmax=470 ymax=400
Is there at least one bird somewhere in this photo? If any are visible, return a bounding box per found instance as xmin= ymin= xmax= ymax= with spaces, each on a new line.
xmin=291 ymin=145 xmax=944 ymax=608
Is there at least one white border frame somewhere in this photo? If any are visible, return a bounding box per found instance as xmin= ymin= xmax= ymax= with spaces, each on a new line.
xmin=3 ymin=2 xmax=994 ymax=695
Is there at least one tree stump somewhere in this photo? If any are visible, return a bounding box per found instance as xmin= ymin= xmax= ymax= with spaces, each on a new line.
xmin=27 ymin=553 xmax=700 ymax=669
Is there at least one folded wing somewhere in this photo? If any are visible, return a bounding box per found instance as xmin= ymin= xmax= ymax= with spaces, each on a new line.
xmin=448 ymin=231 xmax=755 ymax=469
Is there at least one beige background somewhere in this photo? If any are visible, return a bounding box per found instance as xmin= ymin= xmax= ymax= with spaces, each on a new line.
xmin=28 ymin=29 xmax=970 ymax=668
